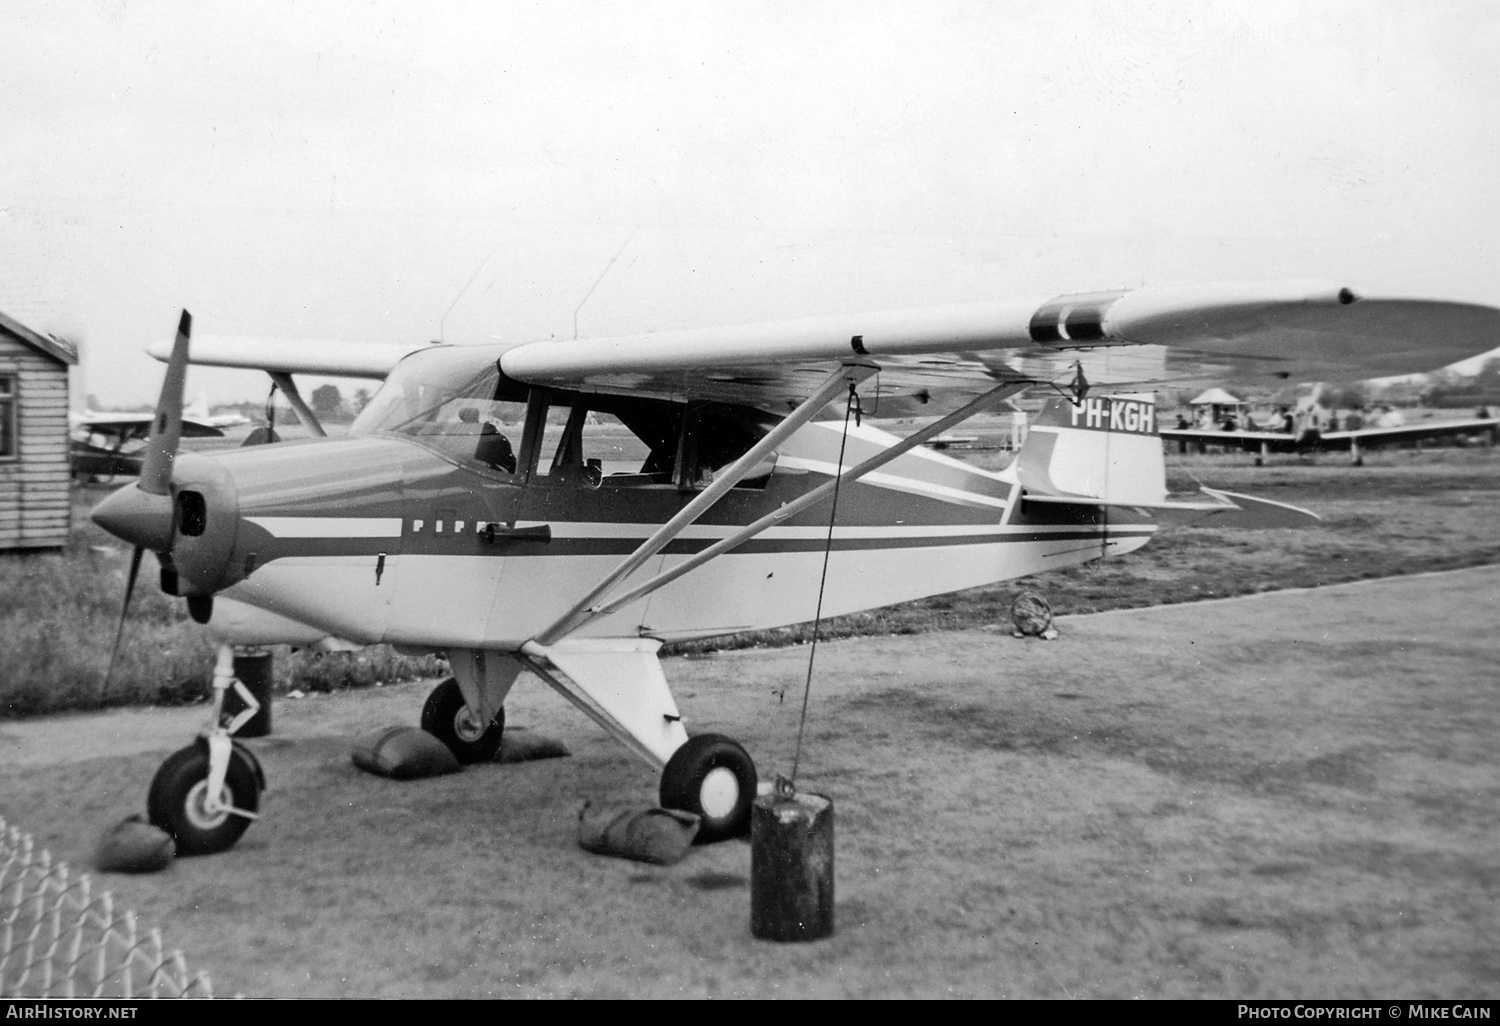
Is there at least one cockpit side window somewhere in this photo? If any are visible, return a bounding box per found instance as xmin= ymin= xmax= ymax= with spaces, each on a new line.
xmin=526 ymin=391 xmax=775 ymax=489
xmin=355 ymin=354 xmax=778 ymax=488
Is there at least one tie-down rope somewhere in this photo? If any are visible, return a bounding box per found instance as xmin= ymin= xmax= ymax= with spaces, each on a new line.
xmin=789 ymin=382 xmax=860 ymax=785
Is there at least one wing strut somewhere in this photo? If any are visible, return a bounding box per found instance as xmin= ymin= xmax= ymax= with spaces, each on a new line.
xmin=268 ymin=372 xmax=327 ymax=437
xmin=529 ymin=362 xmax=879 ymax=648
xmin=583 ymin=381 xmax=1030 ymax=625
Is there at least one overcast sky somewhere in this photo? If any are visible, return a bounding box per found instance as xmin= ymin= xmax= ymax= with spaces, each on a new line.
xmin=3 ymin=0 xmax=1498 ymax=406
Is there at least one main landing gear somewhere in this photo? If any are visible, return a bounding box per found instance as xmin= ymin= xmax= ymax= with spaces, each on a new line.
xmin=660 ymin=734 xmax=757 ymax=843
xmin=419 ymin=676 xmax=756 ymax=842
xmin=146 ymin=647 xmax=265 ymax=856
xmin=420 ymin=677 xmax=505 ymax=764
xmin=506 ymin=642 xmax=761 ymax=844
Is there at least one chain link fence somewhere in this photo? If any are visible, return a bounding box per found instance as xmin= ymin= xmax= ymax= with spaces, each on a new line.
xmin=0 ymin=817 xmax=214 ymax=998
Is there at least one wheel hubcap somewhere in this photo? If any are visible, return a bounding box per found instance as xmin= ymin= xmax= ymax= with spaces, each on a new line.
xmin=454 ymin=707 xmax=486 ymax=743
xmin=699 ymin=766 xmax=740 ymax=820
xmin=183 ymin=779 xmax=232 ymax=830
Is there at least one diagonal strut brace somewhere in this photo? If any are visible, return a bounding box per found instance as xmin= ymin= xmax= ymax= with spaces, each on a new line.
xmin=583 ymin=380 xmax=1031 ymax=623
xmin=268 ymin=372 xmax=327 ymax=437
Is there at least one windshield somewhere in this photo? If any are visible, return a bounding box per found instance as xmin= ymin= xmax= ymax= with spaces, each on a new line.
xmin=349 ymin=346 xmax=525 ymax=472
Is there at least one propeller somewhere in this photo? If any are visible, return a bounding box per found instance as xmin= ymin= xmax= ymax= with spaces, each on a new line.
xmin=95 ymin=311 xmax=193 ymax=690
xmin=140 ymin=310 xmax=191 ymax=496
xmin=101 ymin=544 xmax=145 ymax=695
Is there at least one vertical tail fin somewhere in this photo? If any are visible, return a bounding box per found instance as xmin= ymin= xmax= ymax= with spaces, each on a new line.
xmin=185 ymin=391 xmax=211 ymax=421
xmin=1013 ymin=394 xmax=1167 ymax=505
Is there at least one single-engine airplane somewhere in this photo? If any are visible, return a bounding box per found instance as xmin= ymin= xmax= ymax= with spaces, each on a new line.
xmin=89 ymin=279 xmax=1500 ymax=854
xmin=1161 ymin=407 xmax=1499 ymax=465
xmin=70 ymin=410 xmax=224 ymax=482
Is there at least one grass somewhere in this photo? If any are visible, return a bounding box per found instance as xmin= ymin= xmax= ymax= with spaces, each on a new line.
xmin=3 ymin=444 xmax=1497 ymax=717
xmin=3 ymin=566 xmax=1495 ymax=997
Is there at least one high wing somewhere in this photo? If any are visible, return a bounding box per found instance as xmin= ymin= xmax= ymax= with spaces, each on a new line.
xmin=498 ymin=280 xmax=1500 ymax=415
xmin=152 ymin=280 xmax=1500 ymax=416
xmin=146 ymin=336 xmax=431 ymax=380
xmin=71 ymin=411 xmax=224 ymax=440
xmin=1161 ymin=417 xmax=1500 ymax=455
xmin=143 ymin=336 xmax=435 ymax=437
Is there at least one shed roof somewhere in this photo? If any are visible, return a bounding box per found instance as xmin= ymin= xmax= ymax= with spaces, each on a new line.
xmin=1189 ymin=387 xmax=1244 ymax=406
xmin=0 ymin=309 xmax=78 ymax=366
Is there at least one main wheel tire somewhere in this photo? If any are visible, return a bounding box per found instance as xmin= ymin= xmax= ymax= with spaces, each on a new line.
xmin=147 ymin=742 xmax=260 ymax=857
xmin=420 ymin=677 xmax=504 ymax=764
xmin=660 ymin=734 xmax=757 ymax=844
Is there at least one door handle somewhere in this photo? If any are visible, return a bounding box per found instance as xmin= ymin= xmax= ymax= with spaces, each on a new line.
xmin=480 ymin=522 xmax=551 ymax=544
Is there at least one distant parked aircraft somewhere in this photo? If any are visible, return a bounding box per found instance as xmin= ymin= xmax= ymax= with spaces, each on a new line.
xmin=69 ymin=410 xmax=223 ymax=481
xmin=185 ymin=393 xmax=252 ymax=428
xmin=1160 ymin=408 xmax=1499 ymax=465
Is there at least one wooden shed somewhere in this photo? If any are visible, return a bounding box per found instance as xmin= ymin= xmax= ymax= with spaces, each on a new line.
xmin=0 ymin=310 xmax=77 ymax=550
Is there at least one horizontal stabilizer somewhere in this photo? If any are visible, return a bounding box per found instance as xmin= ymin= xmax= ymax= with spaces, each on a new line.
xmin=1188 ymin=486 xmax=1321 ymax=529
xmin=1023 ymin=485 xmax=1318 ymax=528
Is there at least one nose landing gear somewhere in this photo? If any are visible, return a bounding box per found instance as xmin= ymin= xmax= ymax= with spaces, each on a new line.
xmin=147 ymin=737 xmax=263 ymax=856
xmin=145 ymin=646 xmax=265 ymax=856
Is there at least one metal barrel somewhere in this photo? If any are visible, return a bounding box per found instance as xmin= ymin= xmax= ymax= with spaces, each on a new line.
xmin=750 ymin=788 xmax=834 ymax=942
xmin=226 ymin=647 xmax=273 ymax=738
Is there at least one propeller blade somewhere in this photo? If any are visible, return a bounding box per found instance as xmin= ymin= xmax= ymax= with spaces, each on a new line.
xmin=139 ymin=309 xmax=192 ymax=497
xmin=102 ymin=545 xmax=146 ymax=694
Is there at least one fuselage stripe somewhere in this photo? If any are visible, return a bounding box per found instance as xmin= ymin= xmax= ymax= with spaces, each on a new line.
xmin=507 ymin=521 xmax=1015 ymax=540
xmin=244 ymin=516 xmax=405 ymax=538
xmin=247 ymin=526 xmax=1157 ymax=563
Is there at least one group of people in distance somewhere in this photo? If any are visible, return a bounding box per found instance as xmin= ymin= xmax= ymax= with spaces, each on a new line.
xmin=1178 ymin=403 xmax=1407 ymax=436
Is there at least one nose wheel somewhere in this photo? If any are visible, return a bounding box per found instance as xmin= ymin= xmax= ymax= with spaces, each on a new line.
xmin=147 ymin=740 xmax=263 ymax=856
xmin=421 ymin=677 xmax=505 ymax=764
xmin=659 ymin=734 xmax=757 ymax=844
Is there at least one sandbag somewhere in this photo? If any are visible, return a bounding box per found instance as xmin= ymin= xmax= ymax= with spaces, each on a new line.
xmin=95 ymin=815 xmax=174 ymax=874
xmin=577 ymin=803 xmax=701 ymax=866
xmin=1010 ymin=591 xmax=1058 ymax=639
xmin=351 ymin=726 xmax=461 ymax=780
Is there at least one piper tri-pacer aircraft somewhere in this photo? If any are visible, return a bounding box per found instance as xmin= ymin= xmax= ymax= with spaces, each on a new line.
xmin=89 ymin=279 xmax=1500 ymax=855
